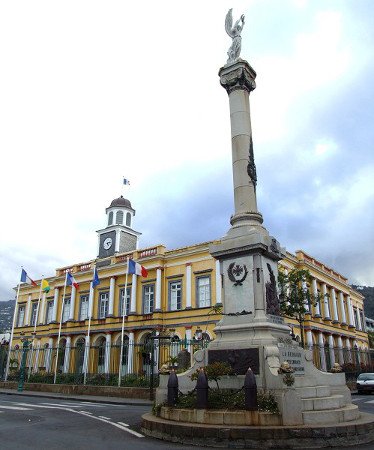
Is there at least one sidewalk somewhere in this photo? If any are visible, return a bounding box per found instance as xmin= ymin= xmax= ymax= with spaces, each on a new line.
xmin=0 ymin=388 xmax=153 ymax=406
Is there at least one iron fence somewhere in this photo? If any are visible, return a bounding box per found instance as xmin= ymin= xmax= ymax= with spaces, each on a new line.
xmin=2 ymin=338 xmax=210 ymax=387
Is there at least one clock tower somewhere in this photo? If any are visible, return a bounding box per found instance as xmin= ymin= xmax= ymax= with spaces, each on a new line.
xmin=97 ymin=196 xmax=141 ymax=259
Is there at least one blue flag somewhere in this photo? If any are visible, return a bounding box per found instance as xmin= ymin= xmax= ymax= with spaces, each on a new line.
xmin=92 ymin=267 xmax=100 ymax=288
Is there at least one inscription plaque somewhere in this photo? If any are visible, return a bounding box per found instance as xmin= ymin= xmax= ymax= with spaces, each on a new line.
xmin=208 ymin=348 xmax=259 ymax=375
xmin=278 ymin=344 xmax=305 ymax=375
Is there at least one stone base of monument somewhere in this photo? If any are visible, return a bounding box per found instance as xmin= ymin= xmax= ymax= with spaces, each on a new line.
xmin=142 ymin=340 xmax=374 ymax=448
xmin=141 ymin=412 xmax=374 ymax=448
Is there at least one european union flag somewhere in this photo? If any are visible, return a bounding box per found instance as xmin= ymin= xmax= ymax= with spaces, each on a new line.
xmin=92 ymin=267 xmax=100 ymax=288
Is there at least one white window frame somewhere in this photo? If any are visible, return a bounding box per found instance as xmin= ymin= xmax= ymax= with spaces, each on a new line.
xmin=62 ymin=297 xmax=71 ymax=323
xmin=79 ymin=295 xmax=89 ymax=321
xmin=46 ymin=301 xmax=54 ymax=324
xmin=119 ymin=287 xmax=131 ymax=317
xmin=30 ymin=303 xmax=38 ymax=326
xmin=17 ymin=305 xmax=25 ymax=327
xmin=99 ymin=292 xmax=109 ymax=319
xmin=196 ymin=276 xmax=211 ymax=308
xmin=169 ymin=280 xmax=182 ymax=311
xmin=143 ymin=284 xmax=154 ymax=314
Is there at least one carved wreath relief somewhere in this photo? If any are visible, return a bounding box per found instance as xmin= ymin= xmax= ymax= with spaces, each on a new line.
xmin=227 ymin=262 xmax=249 ymax=286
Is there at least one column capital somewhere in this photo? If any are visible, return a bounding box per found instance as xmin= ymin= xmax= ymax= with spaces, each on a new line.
xmin=219 ymin=60 xmax=256 ymax=95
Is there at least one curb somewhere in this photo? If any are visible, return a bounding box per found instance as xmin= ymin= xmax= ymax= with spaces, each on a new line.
xmin=0 ymin=390 xmax=153 ymax=406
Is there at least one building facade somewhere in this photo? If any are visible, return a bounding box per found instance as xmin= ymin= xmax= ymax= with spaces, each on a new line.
xmin=8 ymin=197 xmax=369 ymax=380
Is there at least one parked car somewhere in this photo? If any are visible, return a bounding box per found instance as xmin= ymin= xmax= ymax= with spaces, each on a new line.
xmin=356 ymin=373 xmax=374 ymax=394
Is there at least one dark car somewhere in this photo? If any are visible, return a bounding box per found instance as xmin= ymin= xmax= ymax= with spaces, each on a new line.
xmin=356 ymin=373 xmax=374 ymax=394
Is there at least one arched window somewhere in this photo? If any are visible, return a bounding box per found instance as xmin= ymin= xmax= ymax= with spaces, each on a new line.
xmin=116 ymin=210 xmax=124 ymax=225
xmin=126 ymin=212 xmax=131 ymax=227
xmin=108 ymin=211 xmax=113 ymax=226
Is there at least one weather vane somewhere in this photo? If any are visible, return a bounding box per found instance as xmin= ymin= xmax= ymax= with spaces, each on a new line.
xmin=225 ymin=8 xmax=245 ymax=64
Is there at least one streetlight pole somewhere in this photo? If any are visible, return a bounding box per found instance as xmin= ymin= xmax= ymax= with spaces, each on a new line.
xmin=18 ymin=333 xmax=30 ymax=392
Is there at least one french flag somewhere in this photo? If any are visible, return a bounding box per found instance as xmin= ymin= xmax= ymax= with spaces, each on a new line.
xmin=128 ymin=259 xmax=148 ymax=277
xmin=67 ymin=272 xmax=79 ymax=290
xmin=20 ymin=269 xmax=37 ymax=287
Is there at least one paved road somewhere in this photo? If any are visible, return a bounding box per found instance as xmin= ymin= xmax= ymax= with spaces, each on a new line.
xmin=1 ymin=393 xmax=374 ymax=449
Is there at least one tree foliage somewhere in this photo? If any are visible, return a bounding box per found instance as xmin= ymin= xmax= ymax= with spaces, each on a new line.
xmin=278 ymin=268 xmax=320 ymax=347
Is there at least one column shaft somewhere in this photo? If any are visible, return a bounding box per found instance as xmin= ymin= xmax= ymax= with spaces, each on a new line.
xmin=130 ymin=275 xmax=137 ymax=313
xmin=186 ymin=265 xmax=192 ymax=308
xmin=108 ymin=277 xmax=115 ymax=316
xmin=155 ymin=269 xmax=162 ymax=311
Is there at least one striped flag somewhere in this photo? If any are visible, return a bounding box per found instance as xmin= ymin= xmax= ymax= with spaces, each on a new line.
xmin=20 ymin=269 xmax=37 ymax=286
xmin=67 ymin=272 xmax=79 ymax=290
xmin=123 ymin=178 xmax=130 ymax=185
xmin=128 ymin=259 xmax=148 ymax=277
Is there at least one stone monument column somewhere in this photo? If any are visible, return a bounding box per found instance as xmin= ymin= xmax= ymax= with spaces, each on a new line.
xmin=219 ymin=61 xmax=264 ymax=232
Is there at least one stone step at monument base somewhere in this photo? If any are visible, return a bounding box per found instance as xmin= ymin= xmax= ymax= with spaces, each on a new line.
xmin=296 ymin=385 xmax=331 ymax=398
xmin=302 ymin=394 xmax=346 ymax=411
xmin=302 ymin=404 xmax=360 ymax=425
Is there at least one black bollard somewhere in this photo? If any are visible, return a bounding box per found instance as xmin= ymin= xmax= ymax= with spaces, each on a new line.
xmin=196 ymin=368 xmax=209 ymax=409
xmin=167 ymin=370 xmax=179 ymax=406
xmin=244 ymin=367 xmax=258 ymax=411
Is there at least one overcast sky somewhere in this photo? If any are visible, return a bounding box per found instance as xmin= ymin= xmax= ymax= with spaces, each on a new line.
xmin=0 ymin=0 xmax=373 ymax=300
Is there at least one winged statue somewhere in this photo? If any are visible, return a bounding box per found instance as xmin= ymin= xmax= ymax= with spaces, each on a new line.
xmin=225 ymin=8 xmax=245 ymax=64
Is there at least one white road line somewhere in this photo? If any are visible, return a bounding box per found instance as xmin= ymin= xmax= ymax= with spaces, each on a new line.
xmin=117 ymin=422 xmax=129 ymax=427
xmin=98 ymin=416 xmax=111 ymax=420
xmin=365 ymin=400 xmax=374 ymax=404
xmin=12 ymin=402 xmax=144 ymax=438
xmin=79 ymin=411 xmax=92 ymax=414
xmin=0 ymin=404 xmax=33 ymax=411
xmin=41 ymin=403 xmax=82 ymax=408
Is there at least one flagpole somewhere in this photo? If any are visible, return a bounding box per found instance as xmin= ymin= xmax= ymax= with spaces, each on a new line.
xmin=83 ymin=281 xmax=93 ymax=385
xmin=4 ymin=270 xmax=22 ymax=381
xmin=54 ymin=271 xmax=68 ymax=384
xmin=118 ymin=257 xmax=129 ymax=387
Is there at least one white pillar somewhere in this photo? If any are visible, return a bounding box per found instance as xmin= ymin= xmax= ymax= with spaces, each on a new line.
xmin=356 ymin=308 xmax=362 ymax=330
xmin=130 ymin=275 xmax=137 ymax=314
xmin=39 ymin=293 xmax=47 ymax=325
xmin=25 ymin=294 xmax=32 ymax=326
xmin=322 ymin=283 xmax=331 ymax=319
xmin=104 ymin=333 xmax=111 ymax=374
xmin=312 ymin=279 xmax=321 ymax=316
xmin=108 ymin=277 xmax=115 ymax=316
xmin=185 ymin=328 xmax=193 ymax=365
xmin=63 ymin=336 xmax=71 ymax=373
xmin=347 ymin=296 xmax=355 ymax=327
xmin=331 ymin=288 xmax=338 ymax=322
xmin=339 ymin=292 xmax=347 ymax=324
xmin=88 ymin=283 xmax=94 ymax=318
xmin=33 ymin=340 xmax=41 ymax=373
xmin=306 ymin=329 xmax=313 ymax=349
xmin=303 ymin=283 xmax=311 ymax=314
xmin=318 ymin=332 xmax=327 ymax=371
xmin=337 ymin=336 xmax=344 ymax=365
xmin=127 ymin=331 xmax=134 ymax=374
xmin=215 ymin=259 xmax=222 ymax=305
xmin=52 ymin=288 xmax=59 ymax=322
xmin=83 ymin=335 xmax=90 ymax=375
xmin=155 ymin=268 xmax=162 ymax=311
xmin=328 ymin=334 xmax=335 ymax=367
xmin=346 ymin=338 xmax=352 ymax=362
xmin=186 ymin=264 xmax=192 ymax=308
xmin=46 ymin=337 xmax=53 ymax=372
xmin=69 ymin=286 xmax=76 ymax=321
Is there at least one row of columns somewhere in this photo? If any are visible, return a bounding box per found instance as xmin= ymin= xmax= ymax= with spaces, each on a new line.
xmin=21 ymin=261 xmax=223 ymax=326
xmin=305 ymin=329 xmax=363 ymax=371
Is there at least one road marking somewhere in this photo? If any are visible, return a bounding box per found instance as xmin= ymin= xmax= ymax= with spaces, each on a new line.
xmin=10 ymin=402 xmax=144 ymax=438
xmin=117 ymin=422 xmax=129 ymax=427
xmin=41 ymin=403 xmax=82 ymax=408
xmin=365 ymin=400 xmax=374 ymax=404
xmin=98 ymin=416 xmax=111 ymax=420
xmin=0 ymin=404 xmax=33 ymax=411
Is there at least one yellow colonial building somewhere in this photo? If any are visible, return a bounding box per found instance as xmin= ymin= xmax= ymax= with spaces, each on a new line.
xmin=9 ymin=196 xmax=368 ymax=381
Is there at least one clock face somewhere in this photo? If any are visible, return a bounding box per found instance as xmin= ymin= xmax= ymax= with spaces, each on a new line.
xmin=103 ymin=237 xmax=113 ymax=250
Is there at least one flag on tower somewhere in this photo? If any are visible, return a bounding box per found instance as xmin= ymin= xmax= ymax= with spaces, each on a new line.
xmin=123 ymin=178 xmax=130 ymax=185
xmin=42 ymin=279 xmax=50 ymax=293
xmin=20 ymin=269 xmax=37 ymax=286
xmin=67 ymin=272 xmax=79 ymax=290
xmin=127 ymin=259 xmax=148 ymax=277
xmin=92 ymin=267 xmax=100 ymax=288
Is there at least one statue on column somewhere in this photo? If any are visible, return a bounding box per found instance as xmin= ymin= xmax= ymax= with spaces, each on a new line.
xmin=225 ymin=8 xmax=245 ymax=64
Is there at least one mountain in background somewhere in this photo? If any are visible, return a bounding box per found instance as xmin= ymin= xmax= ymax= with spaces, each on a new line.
xmin=0 ymin=300 xmax=15 ymax=333
xmin=352 ymin=286 xmax=374 ymax=320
